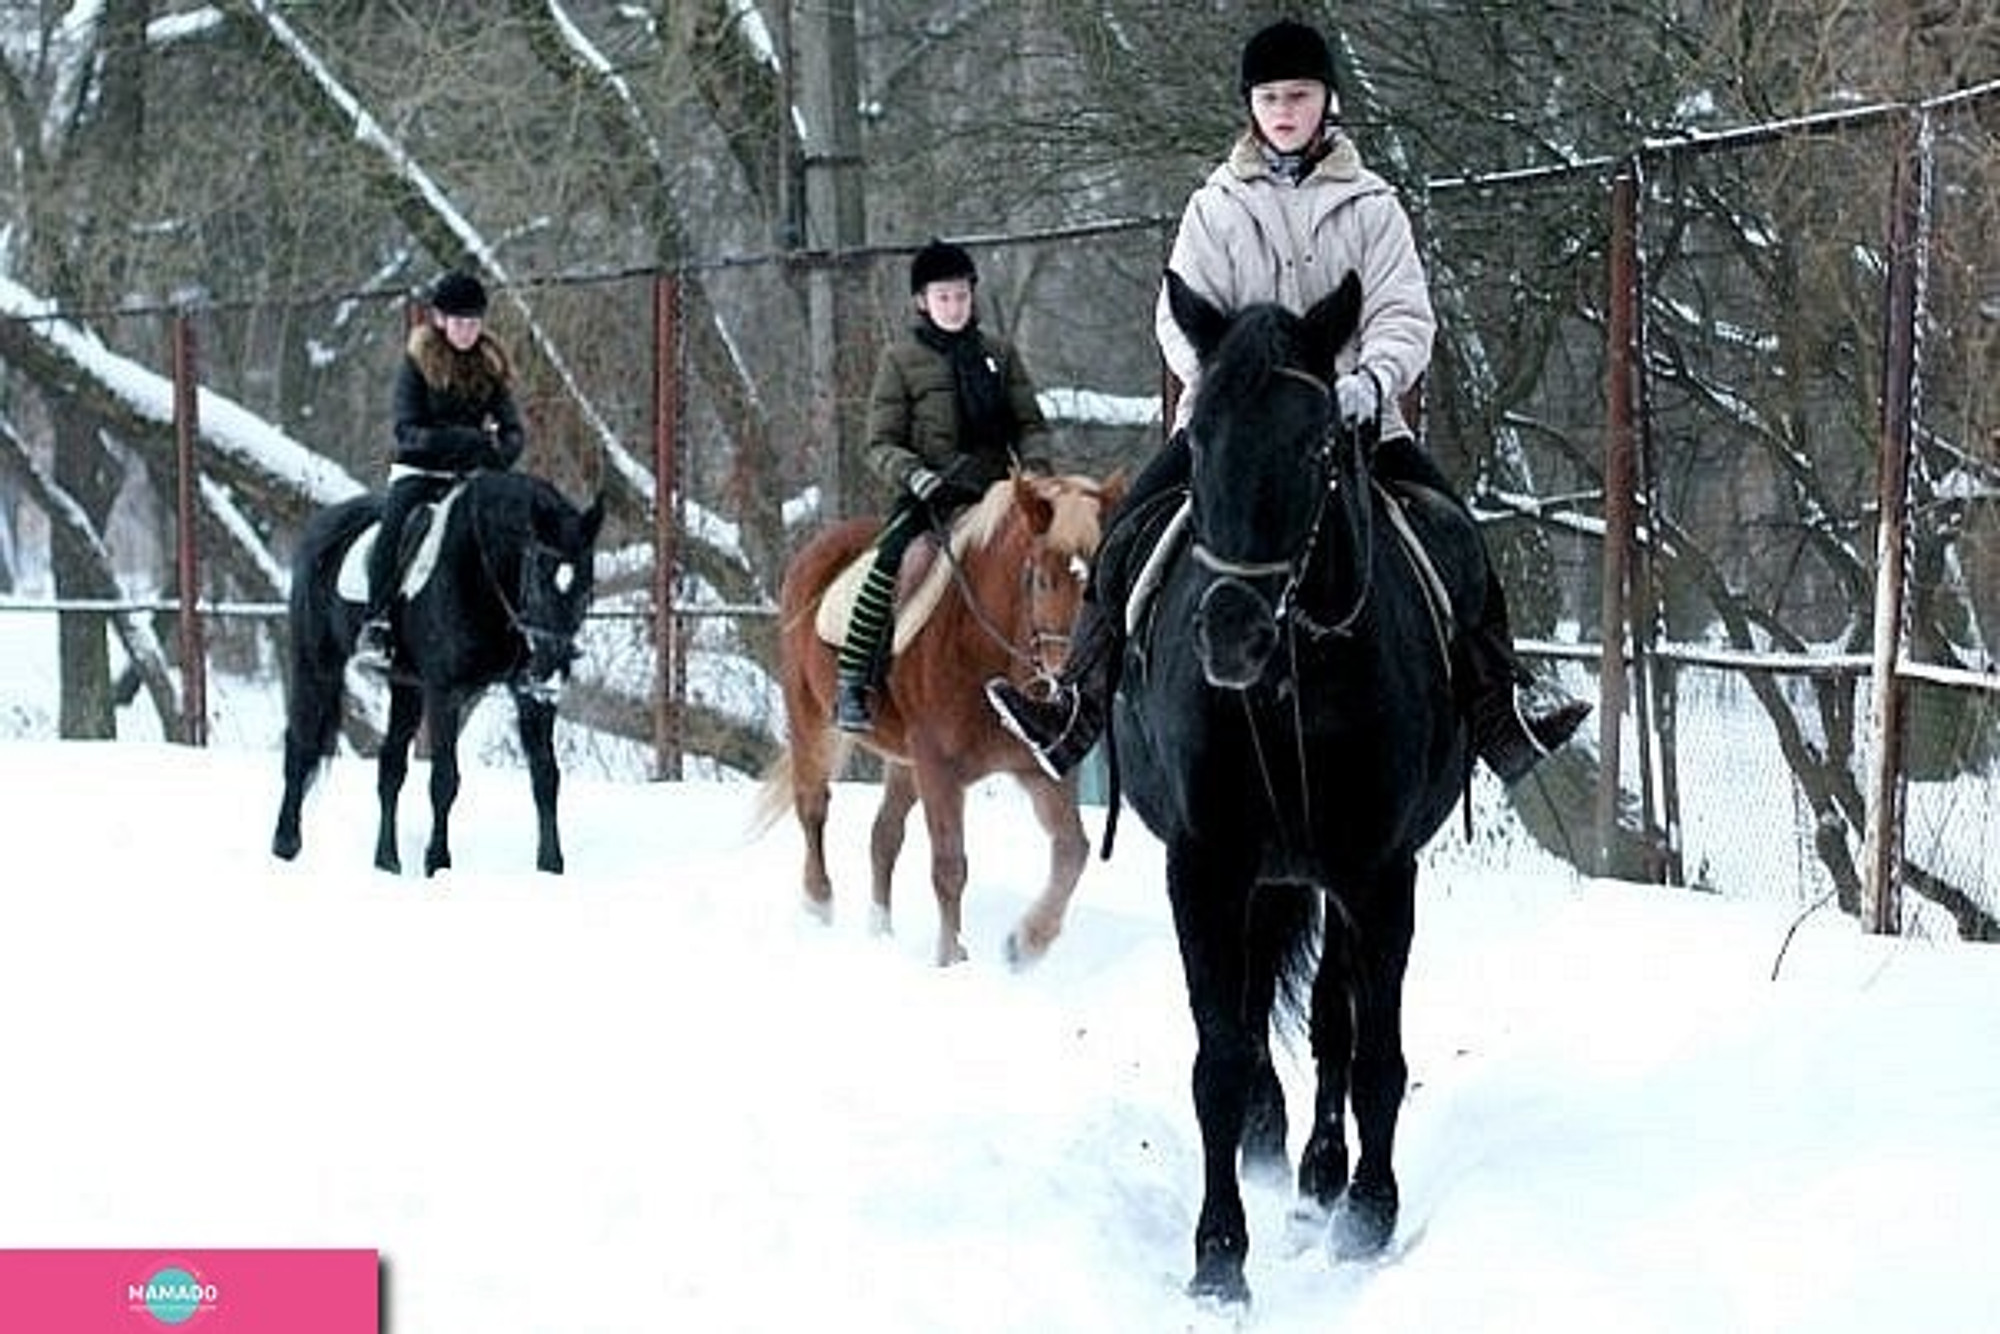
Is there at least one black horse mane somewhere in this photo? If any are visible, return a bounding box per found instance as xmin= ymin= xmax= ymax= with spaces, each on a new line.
xmin=1190 ymin=304 xmax=1301 ymax=432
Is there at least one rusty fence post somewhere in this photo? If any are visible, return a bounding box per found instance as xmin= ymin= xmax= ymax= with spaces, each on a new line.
xmin=172 ymin=312 xmax=207 ymax=747
xmin=1862 ymin=111 xmax=1928 ymax=937
xmin=1595 ymin=167 xmax=1640 ymax=875
xmin=651 ymin=271 xmax=685 ymax=781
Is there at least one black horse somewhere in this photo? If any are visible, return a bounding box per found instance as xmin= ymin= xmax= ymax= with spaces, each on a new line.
xmin=1114 ymin=271 xmax=1484 ymax=1304
xmin=271 ymin=470 xmax=604 ymax=876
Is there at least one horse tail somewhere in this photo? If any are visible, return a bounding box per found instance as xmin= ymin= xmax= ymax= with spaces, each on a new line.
xmin=281 ymin=497 xmax=377 ymax=769
xmin=748 ymin=746 xmax=796 ymax=836
xmin=747 ymin=732 xmax=854 ymax=837
xmin=1251 ymin=881 xmax=1323 ymax=1041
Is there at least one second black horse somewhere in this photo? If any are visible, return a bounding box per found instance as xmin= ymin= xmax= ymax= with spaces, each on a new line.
xmin=271 ymin=470 xmax=604 ymax=876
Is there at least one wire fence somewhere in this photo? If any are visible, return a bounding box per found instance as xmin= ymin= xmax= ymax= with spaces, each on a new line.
xmin=1 ymin=89 xmax=1995 ymax=935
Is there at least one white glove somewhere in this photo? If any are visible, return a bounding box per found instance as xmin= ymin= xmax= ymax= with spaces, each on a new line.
xmin=907 ymin=466 xmax=943 ymax=501
xmin=1334 ymin=368 xmax=1381 ymax=432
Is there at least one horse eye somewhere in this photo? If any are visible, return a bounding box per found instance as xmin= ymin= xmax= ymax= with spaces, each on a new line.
xmin=1069 ymin=555 xmax=1089 ymax=583
xmin=553 ymin=563 xmax=574 ymax=594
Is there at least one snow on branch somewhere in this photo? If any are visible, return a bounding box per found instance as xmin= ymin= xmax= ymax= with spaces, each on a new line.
xmin=0 ymin=273 xmax=362 ymax=511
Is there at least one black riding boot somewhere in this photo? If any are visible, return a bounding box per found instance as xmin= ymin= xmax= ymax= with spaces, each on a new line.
xmin=1463 ymin=571 xmax=1591 ymax=784
xmin=834 ymin=548 xmax=903 ymax=733
xmin=986 ymin=596 xmax=1119 ymax=780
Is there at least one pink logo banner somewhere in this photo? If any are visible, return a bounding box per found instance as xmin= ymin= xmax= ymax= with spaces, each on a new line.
xmin=0 ymin=1250 xmax=377 ymax=1333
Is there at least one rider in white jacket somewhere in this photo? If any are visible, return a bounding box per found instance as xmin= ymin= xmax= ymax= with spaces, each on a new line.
xmin=988 ymin=18 xmax=1590 ymax=785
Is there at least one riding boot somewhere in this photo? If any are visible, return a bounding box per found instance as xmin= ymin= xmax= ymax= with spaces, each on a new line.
xmin=986 ymin=595 xmax=1119 ymax=780
xmin=834 ymin=553 xmax=900 ymax=734
xmin=1463 ymin=571 xmax=1591 ymax=784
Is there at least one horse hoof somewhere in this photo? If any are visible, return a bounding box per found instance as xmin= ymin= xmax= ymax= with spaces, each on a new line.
xmin=1003 ymin=929 xmax=1048 ymax=971
xmin=1330 ymin=1180 xmax=1397 ymax=1259
xmin=271 ymin=831 xmax=300 ymax=861
xmin=538 ymin=853 xmax=565 ymax=875
xmin=1186 ymin=1255 xmax=1250 ymax=1307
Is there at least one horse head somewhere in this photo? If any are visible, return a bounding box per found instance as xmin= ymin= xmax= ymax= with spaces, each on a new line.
xmin=506 ymin=485 xmax=605 ymax=694
xmin=1165 ymin=268 xmax=1363 ymax=689
xmin=1006 ymin=470 xmax=1124 ymax=684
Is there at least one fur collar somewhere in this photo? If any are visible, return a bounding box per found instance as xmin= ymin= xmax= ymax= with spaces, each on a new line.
xmin=406 ymin=323 xmax=512 ymax=399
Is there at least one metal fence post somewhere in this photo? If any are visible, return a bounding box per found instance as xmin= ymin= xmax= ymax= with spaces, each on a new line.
xmin=172 ymin=312 xmax=207 ymax=747
xmin=1861 ymin=111 xmax=1927 ymax=937
xmin=1595 ymin=167 xmax=1640 ymax=875
xmin=651 ymin=270 xmax=685 ymax=781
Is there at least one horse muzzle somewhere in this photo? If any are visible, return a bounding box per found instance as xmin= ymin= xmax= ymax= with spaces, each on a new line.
xmin=1195 ymin=576 xmax=1281 ymax=690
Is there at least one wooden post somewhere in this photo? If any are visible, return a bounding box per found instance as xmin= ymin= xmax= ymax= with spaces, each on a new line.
xmin=172 ymin=313 xmax=207 ymax=747
xmin=1862 ymin=113 xmax=1926 ymax=937
xmin=651 ymin=271 xmax=685 ymax=781
xmin=1595 ymin=169 xmax=1640 ymax=875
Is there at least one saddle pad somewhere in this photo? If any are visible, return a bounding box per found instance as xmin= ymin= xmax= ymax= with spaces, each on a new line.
xmin=333 ymin=486 xmax=467 ymax=605
xmin=814 ymin=520 xmax=974 ymax=655
xmin=1125 ymin=500 xmax=1192 ymax=636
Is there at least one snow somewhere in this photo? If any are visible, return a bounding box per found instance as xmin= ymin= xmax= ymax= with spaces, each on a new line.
xmin=1 ymin=726 xmax=1995 ymax=1332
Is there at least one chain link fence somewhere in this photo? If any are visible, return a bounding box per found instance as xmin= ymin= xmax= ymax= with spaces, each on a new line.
xmin=2 ymin=96 xmax=1994 ymax=933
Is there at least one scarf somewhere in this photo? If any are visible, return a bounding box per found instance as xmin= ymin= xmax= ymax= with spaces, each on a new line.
xmin=913 ymin=318 xmax=1015 ymax=459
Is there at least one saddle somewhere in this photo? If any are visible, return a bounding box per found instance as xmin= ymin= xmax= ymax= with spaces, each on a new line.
xmin=1122 ymin=478 xmax=1461 ymax=676
xmin=812 ymin=511 xmax=979 ymax=655
xmin=334 ymin=486 xmax=468 ymax=604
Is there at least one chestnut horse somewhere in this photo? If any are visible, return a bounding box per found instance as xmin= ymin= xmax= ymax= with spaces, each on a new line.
xmin=756 ymin=471 xmax=1121 ymax=966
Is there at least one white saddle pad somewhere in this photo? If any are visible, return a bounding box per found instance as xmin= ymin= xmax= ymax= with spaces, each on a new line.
xmin=334 ymin=487 xmax=466 ymax=604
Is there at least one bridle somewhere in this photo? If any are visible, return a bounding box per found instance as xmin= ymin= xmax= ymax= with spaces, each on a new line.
xmin=465 ymin=479 xmax=585 ymax=688
xmin=1185 ymin=363 xmax=1381 ymax=861
xmin=1188 ymin=364 xmax=1377 ymax=646
xmin=933 ymin=501 xmax=1089 ymax=699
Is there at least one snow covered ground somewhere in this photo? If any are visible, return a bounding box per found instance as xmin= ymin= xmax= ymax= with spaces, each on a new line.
xmin=1 ymin=728 xmax=1995 ymax=1333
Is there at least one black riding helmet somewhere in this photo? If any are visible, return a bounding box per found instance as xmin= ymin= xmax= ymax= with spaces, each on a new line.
xmin=430 ymin=270 xmax=489 ymax=318
xmin=1238 ymin=19 xmax=1337 ymax=100
xmin=909 ymin=239 xmax=977 ymax=293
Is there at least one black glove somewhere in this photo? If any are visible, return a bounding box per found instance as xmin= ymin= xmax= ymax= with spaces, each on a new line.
xmin=906 ymin=465 xmax=982 ymax=508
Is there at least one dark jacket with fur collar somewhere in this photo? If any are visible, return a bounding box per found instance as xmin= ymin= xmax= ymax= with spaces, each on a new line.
xmin=391 ymin=324 xmax=526 ymax=473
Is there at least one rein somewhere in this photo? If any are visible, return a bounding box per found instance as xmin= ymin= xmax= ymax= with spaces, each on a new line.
xmin=1193 ymin=364 xmax=1382 ymax=862
xmin=464 ymin=478 xmax=577 ymax=671
xmin=931 ymin=507 xmax=1075 ymax=694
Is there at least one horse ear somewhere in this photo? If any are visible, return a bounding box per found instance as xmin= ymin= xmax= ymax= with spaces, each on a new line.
xmin=1303 ymin=270 xmax=1364 ymax=371
xmin=1014 ymin=473 xmax=1057 ymax=535
xmin=1165 ymin=269 xmax=1228 ymax=363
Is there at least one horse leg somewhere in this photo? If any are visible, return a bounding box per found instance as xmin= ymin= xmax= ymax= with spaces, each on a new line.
xmin=1292 ymin=903 xmax=1357 ymax=1247
xmin=1002 ymin=771 xmax=1090 ymax=969
xmin=422 ymin=692 xmax=465 ymax=877
xmin=869 ymin=763 xmax=918 ymax=937
xmin=911 ymin=762 xmax=969 ymax=966
xmin=1168 ymin=840 xmax=1257 ymax=1304
xmin=273 ymin=725 xmax=327 ymax=862
xmin=1326 ymin=862 xmax=1415 ymax=1260
xmin=374 ymin=684 xmax=424 ymax=874
xmin=514 ymin=691 xmax=564 ymax=874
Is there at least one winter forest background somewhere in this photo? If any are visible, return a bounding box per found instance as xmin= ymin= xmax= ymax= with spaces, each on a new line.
xmin=0 ymin=2 xmax=1996 ymax=935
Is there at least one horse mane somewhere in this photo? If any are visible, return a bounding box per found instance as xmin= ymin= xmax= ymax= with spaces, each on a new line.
xmin=1196 ymin=305 xmax=1294 ymax=416
xmin=1042 ymin=474 xmax=1111 ymax=558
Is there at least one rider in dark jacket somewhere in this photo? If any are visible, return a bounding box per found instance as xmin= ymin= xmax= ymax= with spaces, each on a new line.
xmin=355 ymin=270 xmax=525 ymax=670
xmin=832 ymin=239 xmax=1049 ymax=730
